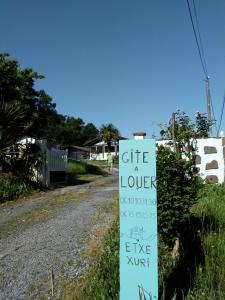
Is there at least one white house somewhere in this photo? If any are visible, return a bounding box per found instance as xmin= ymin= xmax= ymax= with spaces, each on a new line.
xmin=89 ymin=133 xmax=147 ymax=160
xmin=90 ymin=140 xmax=119 ymax=160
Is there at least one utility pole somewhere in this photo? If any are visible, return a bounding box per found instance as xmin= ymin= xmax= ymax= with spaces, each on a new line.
xmin=172 ymin=112 xmax=176 ymax=152
xmin=205 ymin=76 xmax=212 ymax=137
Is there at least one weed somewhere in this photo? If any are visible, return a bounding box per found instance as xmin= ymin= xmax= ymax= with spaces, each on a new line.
xmin=0 ymin=173 xmax=32 ymax=203
xmin=185 ymin=184 xmax=225 ymax=299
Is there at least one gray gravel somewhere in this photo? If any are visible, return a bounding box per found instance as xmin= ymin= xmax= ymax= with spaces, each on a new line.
xmin=0 ymin=175 xmax=118 ymax=300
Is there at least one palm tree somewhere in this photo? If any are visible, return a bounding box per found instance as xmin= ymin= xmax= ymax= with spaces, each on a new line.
xmin=0 ymin=100 xmax=42 ymax=187
xmin=99 ymin=123 xmax=120 ymax=154
xmin=0 ymin=100 xmax=31 ymax=152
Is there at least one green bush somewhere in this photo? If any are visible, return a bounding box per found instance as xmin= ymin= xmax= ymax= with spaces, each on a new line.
xmin=157 ymin=145 xmax=202 ymax=247
xmin=0 ymin=174 xmax=31 ymax=203
xmin=185 ymin=184 xmax=225 ymax=299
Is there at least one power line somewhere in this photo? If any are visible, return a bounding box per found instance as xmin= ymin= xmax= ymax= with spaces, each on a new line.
xmin=192 ymin=0 xmax=219 ymax=134
xmin=217 ymin=91 xmax=225 ymax=135
xmin=186 ymin=0 xmax=219 ymax=136
xmin=186 ymin=0 xmax=208 ymax=77
xmin=192 ymin=0 xmax=208 ymax=75
xmin=211 ymin=96 xmax=218 ymax=134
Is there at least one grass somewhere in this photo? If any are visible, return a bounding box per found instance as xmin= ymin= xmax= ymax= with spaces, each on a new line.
xmin=158 ymin=184 xmax=225 ymax=299
xmin=0 ymin=173 xmax=32 ymax=203
xmin=57 ymin=190 xmax=176 ymax=300
xmin=0 ymin=160 xmax=107 ymax=203
xmin=75 ymin=174 xmax=102 ymax=183
xmin=61 ymin=219 xmax=119 ymax=300
xmin=158 ymin=239 xmax=175 ymax=296
xmin=58 ymin=184 xmax=225 ymax=300
xmin=60 ymin=197 xmax=176 ymax=300
xmin=67 ymin=160 xmax=108 ymax=185
xmin=184 ymin=184 xmax=225 ymax=300
xmin=88 ymin=159 xmax=119 ymax=170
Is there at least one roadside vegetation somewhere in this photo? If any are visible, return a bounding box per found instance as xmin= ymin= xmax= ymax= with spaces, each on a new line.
xmin=185 ymin=184 xmax=225 ymax=300
xmin=63 ymin=183 xmax=225 ymax=300
xmin=88 ymin=157 xmax=119 ymax=170
xmin=0 ymin=160 xmax=107 ymax=203
xmin=1 ymin=53 xmax=222 ymax=299
xmin=59 ymin=200 xmax=119 ymax=300
xmin=0 ymin=173 xmax=32 ymax=203
xmin=60 ymin=111 xmax=225 ymax=299
xmin=67 ymin=160 xmax=108 ymax=185
xmin=0 ymin=53 xmax=99 ymax=188
xmin=0 ymin=53 xmax=120 ymax=203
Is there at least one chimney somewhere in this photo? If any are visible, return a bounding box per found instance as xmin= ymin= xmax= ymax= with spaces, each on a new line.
xmin=133 ymin=132 xmax=146 ymax=140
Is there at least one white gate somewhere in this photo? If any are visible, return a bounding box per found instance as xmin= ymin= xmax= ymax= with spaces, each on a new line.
xmin=36 ymin=140 xmax=68 ymax=186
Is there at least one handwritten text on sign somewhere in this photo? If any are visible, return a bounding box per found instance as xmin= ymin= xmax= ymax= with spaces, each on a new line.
xmin=119 ymin=139 xmax=158 ymax=300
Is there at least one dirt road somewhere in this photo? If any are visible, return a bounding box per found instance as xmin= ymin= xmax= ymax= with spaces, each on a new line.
xmin=0 ymin=175 xmax=118 ymax=300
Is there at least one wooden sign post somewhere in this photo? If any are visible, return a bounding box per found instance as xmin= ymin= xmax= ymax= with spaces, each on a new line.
xmin=119 ymin=139 xmax=158 ymax=300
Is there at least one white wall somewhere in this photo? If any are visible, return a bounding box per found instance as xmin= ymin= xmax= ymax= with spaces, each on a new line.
xmin=195 ymin=138 xmax=224 ymax=184
xmin=156 ymin=138 xmax=225 ymax=184
xmin=90 ymin=141 xmax=118 ymax=160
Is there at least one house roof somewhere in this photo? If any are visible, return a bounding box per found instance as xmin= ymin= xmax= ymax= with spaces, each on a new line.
xmin=68 ymin=145 xmax=90 ymax=152
xmin=83 ymin=137 xmax=101 ymax=146
xmin=83 ymin=136 xmax=127 ymax=146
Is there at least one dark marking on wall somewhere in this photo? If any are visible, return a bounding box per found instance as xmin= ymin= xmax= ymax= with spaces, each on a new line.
xmin=222 ymin=138 xmax=225 ymax=147
xmin=204 ymin=146 xmax=217 ymax=154
xmin=205 ymin=160 xmax=219 ymax=170
xmin=195 ymin=155 xmax=201 ymax=165
xmin=206 ymin=175 xmax=218 ymax=184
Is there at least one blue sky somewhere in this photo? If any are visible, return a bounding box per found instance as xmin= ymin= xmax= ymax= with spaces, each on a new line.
xmin=1 ymin=0 xmax=225 ymax=138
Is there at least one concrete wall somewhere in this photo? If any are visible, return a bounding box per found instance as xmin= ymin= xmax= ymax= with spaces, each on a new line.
xmin=157 ymin=138 xmax=225 ymax=184
xmin=194 ymin=138 xmax=224 ymax=184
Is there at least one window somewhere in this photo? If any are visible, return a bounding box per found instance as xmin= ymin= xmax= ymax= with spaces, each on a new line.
xmin=91 ymin=146 xmax=96 ymax=153
xmin=97 ymin=146 xmax=103 ymax=154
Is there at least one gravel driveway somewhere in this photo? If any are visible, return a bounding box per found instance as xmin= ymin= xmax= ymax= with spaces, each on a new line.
xmin=0 ymin=175 xmax=118 ymax=300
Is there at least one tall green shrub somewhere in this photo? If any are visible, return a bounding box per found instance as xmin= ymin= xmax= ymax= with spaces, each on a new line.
xmin=157 ymin=145 xmax=201 ymax=247
xmin=157 ymin=110 xmax=205 ymax=247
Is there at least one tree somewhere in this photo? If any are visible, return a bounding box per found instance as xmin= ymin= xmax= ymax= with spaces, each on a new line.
xmin=0 ymin=53 xmax=100 ymax=184
xmin=40 ymin=114 xmax=98 ymax=148
xmin=159 ymin=109 xmax=210 ymax=158
xmin=80 ymin=123 xmax=99 ymax=145
xmin=157 ymin=111 xmax=203 ymax=246
xmin=29 ymin=90 xmax=60 ymax=140
xmin=0 ymin=100 xmax=43 ymax=187
xmin=0 ymin=101 xmax=31 ymax=150
xmin=157 ymin=145 xmax=200 ymax=246
xmin=195 ymin=111 xmax=209 ymax=138
xmin=0 ymin=53 xmax=57 ymax=144
xmin=99 ymin=123 xmax=120 ymax=153
xmin=0 ymin=53 xmax=56 ymax=185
